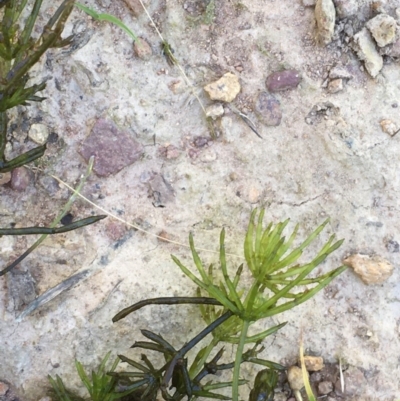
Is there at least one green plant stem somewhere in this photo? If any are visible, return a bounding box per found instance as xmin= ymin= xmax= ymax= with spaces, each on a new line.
xmin=0 ymin=111 xmax=6 ymax=162
xmin=190 ymin=336 xmax=220 ymax=378
xmin=0 ymin=156 xmax=96 ymax=276
xmin=232 ymin=320 xmax=251 ymax=401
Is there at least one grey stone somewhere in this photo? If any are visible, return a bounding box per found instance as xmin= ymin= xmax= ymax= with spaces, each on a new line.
xmin=265 ymin=69 xmax=301 ymax=92
xmin=389 ymin=37 xmax=400 ymax=57
xmin=315 ymin=0 xmax=336 ymax=45
xmin=318 ymin=380 xmax=333 ymax=395
xmin=80 ymin=118 xmax=143 ymax=177
xmin=333 ymin=0 xmax=358 ymax=18
xmin=352 ymin=28 xmax=383 ymax=77
xmin=10 ymin=167 xmax=31 ymax=191
xmin=335 ymin=366 xmax=366 ymax=396
xmin=148 ymin=173 xmax=175 ymax=207
xmin=366 ymin=14 xmax=398 ymax=47
xmin=329 ymin=65 xmax=353 ymax=80
xmin=302 ymin=0 xmax=316 ymax=6
xmin=255 ymin=92 xmax=282 ymax=126
xmin=386 ymin=239 xmax=399 ymax=253
xmin=7 ymin=270 xmax=37 ymax=312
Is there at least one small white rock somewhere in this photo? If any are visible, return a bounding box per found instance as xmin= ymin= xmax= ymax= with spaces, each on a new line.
xmin=203 ymin=72 xmax=241 ymax=102
xmin=352 ymin=28 xmax=383 ymax=78
xmin=329 ymin=66 xmax=353 ymax=80
xmin=343 ymin=254 xmax=394 ymax=284
xmin=380 ymin=119 xmax=398 ymax=136
xmin=366 ymin=14 xmax=397 ymax=47
xmin=205 ymin=103 xmax=224 ymax=119
xmin=28 ymin=123 xmax=49 ymax=145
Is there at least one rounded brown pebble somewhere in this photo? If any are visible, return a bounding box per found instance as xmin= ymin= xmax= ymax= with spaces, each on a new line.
xmin=255 ymin=92 xmax=282 ymax=126
xmin=265 ymin=69 xmax=301 ymax=92
xmin=133 ymin=37 xmax=152 ymax=60
xmin=318 ymin=380 xmax=333 ymax=395
xmin=11 ymin=167 xmax=31 ymax=191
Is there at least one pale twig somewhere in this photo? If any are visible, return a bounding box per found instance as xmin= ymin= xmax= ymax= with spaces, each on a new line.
xmin=49 ymin=172 xmax=241 ymax=258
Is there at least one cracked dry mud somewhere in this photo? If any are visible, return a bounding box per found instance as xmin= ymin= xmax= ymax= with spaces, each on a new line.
xmin=1 ymin=0 xmax=400 ymax=400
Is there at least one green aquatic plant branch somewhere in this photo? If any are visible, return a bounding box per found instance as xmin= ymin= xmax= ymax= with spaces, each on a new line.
xmin=0 ymin=156 xmax=105 ymax=276
xmin=0 ymin=0 xmax=75 ymax=170
xmin=172 ymin=208 xmax=346 ymax=401
xmin=232 ymin=319 xmax=250 ymax=401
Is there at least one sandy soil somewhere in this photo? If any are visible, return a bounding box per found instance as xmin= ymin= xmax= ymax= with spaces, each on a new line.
xmin=1 ymin=0 xmax=400 ymax=400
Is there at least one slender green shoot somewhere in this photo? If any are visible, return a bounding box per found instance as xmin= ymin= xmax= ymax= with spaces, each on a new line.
xmin=74 ymin=2 xmax=138 ymax=42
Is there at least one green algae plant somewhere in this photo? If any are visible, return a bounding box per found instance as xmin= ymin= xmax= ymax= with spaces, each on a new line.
xmin=51 ymin=209 xmax=346 ymax=401
xmin=0 ymin=0 xmax=104 ymax=275
xmin=0 ymin=0 xmax=75 ymax=172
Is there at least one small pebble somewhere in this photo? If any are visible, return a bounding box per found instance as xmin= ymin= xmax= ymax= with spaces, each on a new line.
xmin=386 ymin=239 xmax=399 ymax=253
xmin=318 ymin=380 xmax=333 ymax=395
xmin=380 ymin=119 xmax=398 ymax=136
xmin=366 ymin=14 xmax=397 ymax=47
xmin=315 ymin=0 xmax=336 ymax=45
xmin=10 ymin=167 xmax=31 ymax=191
xmin=334 ymin=366 xmax=366 ymax=396
xmin=199 ymin=148 xmax=217 ymax=163
xmin=205 ymin=103 xmax=224 ymax=119
xmin=193 ymin=136 xmax=209 ymax=148
xmin=343 ymin=253 xmax=394 ymax=284
xmin=352 ymin=28 xmax=383 ymax=77
xmin=303 ymin=355 xmax=324 ymax=371
xmin=28 ymin=123 xmax=49 ymax=145
xmin=80 ymin=118 xmax=143 ymax=177
xmin=255 ymin=92 xmax=282 ymax=126
xmin=0 ymin=382 xmax=9 ymax=396
xmin=265 ymin=69 xmax=301 ymax=92
xmin=133 ymin=37 xmax=152 ymax=60
xmin=327 ymin=78 xmax=343 ymax=93
xmin=333 ymin=0 xmax=358 ymax=18
xmin=287 ymin=365 xmax=305 ymax=391
xmin=329 ymin=66 xmax=353 ymax=80
xmin=204 ymin=72 xmax=241 ymax=102
xmin=0 ymin=172 xmax=11 ymax=185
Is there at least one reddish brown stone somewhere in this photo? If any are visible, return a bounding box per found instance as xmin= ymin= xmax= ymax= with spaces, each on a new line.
xmin=80 ymin=119 xmax=143 ymax=177
xmin=10 ymin=167 xmax=31 ymax=191
xmin=266 ymin=69 xmax=301 ymax=92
